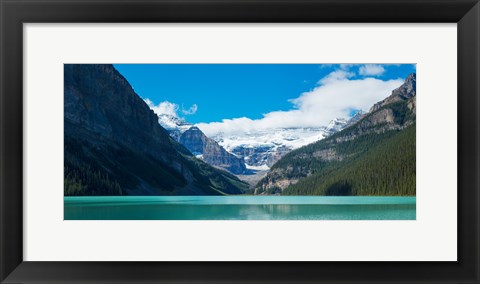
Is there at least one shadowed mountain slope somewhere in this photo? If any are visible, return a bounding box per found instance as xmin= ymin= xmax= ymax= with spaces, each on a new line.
xmin=64 ymin=64 xmax=248 ymax=196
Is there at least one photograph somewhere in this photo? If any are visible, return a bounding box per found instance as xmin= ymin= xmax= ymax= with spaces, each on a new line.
xmin=64 ymin=63 xmax=416 ymax=220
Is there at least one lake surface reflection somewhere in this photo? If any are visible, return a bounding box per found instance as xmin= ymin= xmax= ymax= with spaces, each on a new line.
xmin=64 ymin=196 xmax=416 ymax=220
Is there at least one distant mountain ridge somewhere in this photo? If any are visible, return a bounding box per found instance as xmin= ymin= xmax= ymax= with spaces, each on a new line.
xmin=155 ymin=108 xmax=355 ymax=173
xmin=64 ymin=64 xmax=248 ymax=196
xmin=255 ymin=73 xmax=416 ymax=196
xmin=157 ymin=113 xmax=361 ymax=172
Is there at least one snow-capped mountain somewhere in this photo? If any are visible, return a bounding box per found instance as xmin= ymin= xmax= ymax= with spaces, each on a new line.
xmin=211 ymin=127 xmax=330 ymax=169
xmin=323 ymin=110 xmax=367 ymax=136
xmin=157 ymin=114 xmax=192 ymax=141
xmin=324 ymin=118 xmax=348 ymax=136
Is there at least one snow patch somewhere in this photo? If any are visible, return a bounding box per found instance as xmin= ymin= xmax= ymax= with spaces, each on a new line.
xmin=245 ymin=164 xmax=270 ymax=171
xmin=157 ymin=114 xmax=192 ymax=132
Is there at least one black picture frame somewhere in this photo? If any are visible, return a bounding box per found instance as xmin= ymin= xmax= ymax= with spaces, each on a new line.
xmin=1 ymin=0 xmax=479 ymax=283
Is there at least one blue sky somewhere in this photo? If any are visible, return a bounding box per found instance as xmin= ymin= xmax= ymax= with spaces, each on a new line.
xmin=114 ymin=64 xmax=415 ymax=127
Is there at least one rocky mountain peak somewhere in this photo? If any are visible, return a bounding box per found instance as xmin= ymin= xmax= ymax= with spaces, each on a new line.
xmin=179 ymin=126 xmax=248 ymax=174
xmin=369 ymin=73 xmax=416 ymax=113
xmin=179 ymin=127 xmax=208 ymax=154
xmin=393 ymin=73 xmax=416 ymax=99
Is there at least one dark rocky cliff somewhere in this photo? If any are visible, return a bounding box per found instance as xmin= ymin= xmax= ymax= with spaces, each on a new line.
xmin=64 ymin=64 xmax=248 ymax=196
xmin=64 ymin=64 xmax=176 ymax=161
xmin=179 ymin=126 xmax=247 ymax=174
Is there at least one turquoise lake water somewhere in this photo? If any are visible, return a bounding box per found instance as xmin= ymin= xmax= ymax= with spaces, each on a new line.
xmin=64 ymin=196 xmax=416 ymax=220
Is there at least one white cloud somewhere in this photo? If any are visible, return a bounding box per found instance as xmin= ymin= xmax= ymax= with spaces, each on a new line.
xmin=196 ymin=70 xmax=403 ymax=137
xmin=339 ymin=64 xmax=354 ymax=70
xmin=145 ymin=99 xmax=178 ymax=117
xmin=182 ymin=104 xmax=198 ymax=115
xmin=318 ymin=70 xmax=355 ymax=84
xmin=144 ymin=99 xmax=197 ymax=117
xmin=358 ymin=64 xmax=386 ymax=76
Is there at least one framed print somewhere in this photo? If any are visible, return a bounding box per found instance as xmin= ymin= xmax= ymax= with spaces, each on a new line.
xmin=1 ymin=0 xmax=479 ymax=283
